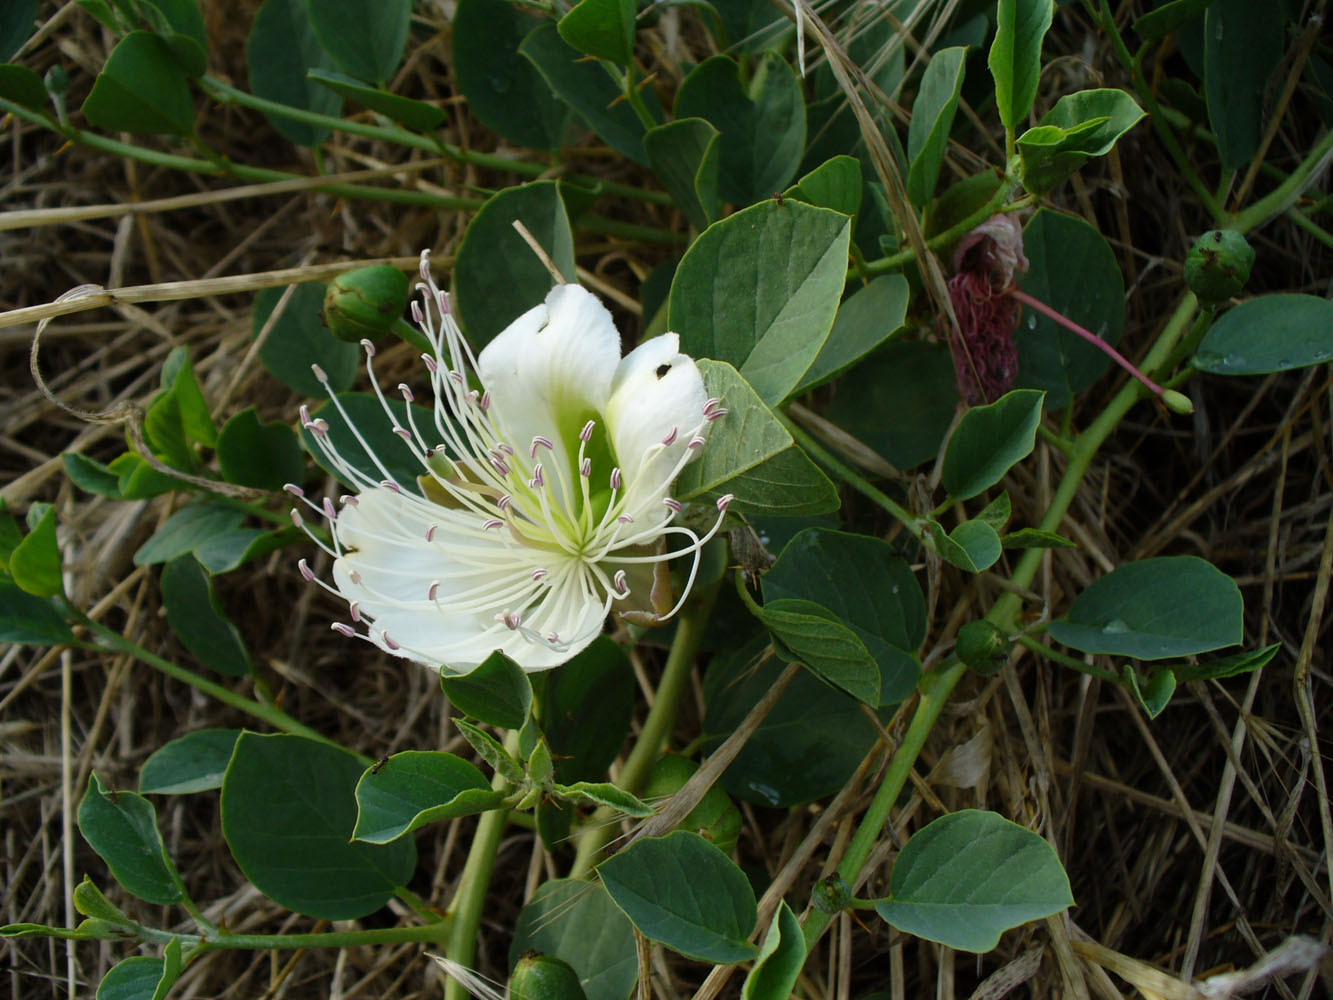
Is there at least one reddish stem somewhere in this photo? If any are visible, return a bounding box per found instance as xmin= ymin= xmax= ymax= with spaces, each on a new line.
xmin=1009 ymin=286 xmax=1166 ymax=397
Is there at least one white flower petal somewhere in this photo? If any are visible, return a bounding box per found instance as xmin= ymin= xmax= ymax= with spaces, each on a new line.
xmin=476 ymin=284 xmax=621 ymax=465
xmin=604 ymin=333 xmax=708 ymax=513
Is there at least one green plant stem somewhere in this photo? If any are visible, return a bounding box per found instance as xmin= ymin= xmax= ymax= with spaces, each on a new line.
xmin=1287 ymin=205 xmax=1333 ymax=250
xmin=185 ymin=920 xmax=453 ymax=959
xmin=860 ymin=186 xmax=1029 ymax=278
xmin=1229 ymin=128 xmax=1333 ymax=233
xmin=76 ymin=617 xmax=344 ymax=752
xmin=777 ymin=413 xmax=922 ymax=541
xmin=801 ymin=659 xmax=968 ymax=948
xmin=199 ymin=77 xmax=673 ymax=207
xmin=1013 ymin=633 xmax=1118 ymax=681
xmin=567 ymin=578 xmax=721 ymax=878
xmin=443 ymin=728 xmax=521 ymax=1000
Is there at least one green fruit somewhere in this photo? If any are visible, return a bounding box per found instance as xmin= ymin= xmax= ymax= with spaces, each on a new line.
xmin=509 ymin=952 xmax=587 ymax=1000
xmin=322 ymin=265 xmax=411 ymax=343
xmin=1184 ymin=230 xmax=1254 ymax=307
xmin=956 ymin=620 xmax=1010 ymax=676
xmin=642 ymin=754 xmax=742 ymax=854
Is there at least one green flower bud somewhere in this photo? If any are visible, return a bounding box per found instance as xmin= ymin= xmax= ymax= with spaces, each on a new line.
xmin=1160 ymin=389 xmax=1194 ymax=416
xmin=509 ymin=952 xmax=587 ymax=1000
xmin=642 ymin=754 xmax=742 ymax=855
xmin=323 ymin=265 xmax=410 ymax=343
xmin=1184 ymin=230 xmax=1254 ymax=307
xmin=812 ymin=873 xmax=852 ymax=915
xmin=956 ymin=620 xmax=1011 ymax=676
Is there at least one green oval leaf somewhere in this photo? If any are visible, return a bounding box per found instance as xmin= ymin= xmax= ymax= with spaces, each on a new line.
xmin=1049 ymin=555 xmax=1244 ymax=660
xmin=10 ymin=505 xmax=62 ymax=597
xmin=0 ymin=0 xmax=36 ymax=62
xmin=133 ymin=501 xmax=246 ymax=567
xmin=252 ymin=282 xmax=359 ymax=397
xmin=941 ymin=388 xmax=1044 ymax=501
xmin=598 ymin=830 xmax=758 ymax=963
xmin=440 ymin=650 xmax=533 ymax=730
xmin=221 ymin=733 xmax=416 ymax=919
xmin=1018 ymin=88 xmax=1146 ymax=194
xmin=306 ymin=0 xmax=409 ymax=85
xmin=644 ymin=117 xmax=722 ymax=232
xmin=1193 ymin=294 xmax=1333 ymax=375
xmin=0 ymin=63 xmax=47 ymax=112
xmin=670 ymin=201 xmax=851 ymax=405
xmin=352 ymin=750 xmax=505 ymax=844
xmin=875 ymin=810 xmax=1073 ymax=952
xmin=764 ymin=528 xmax=923 ymax=703
xmin=795 ymin=274 xmax=910 ymax=393
xmin=216 ymin=407 xmax=304 ymax=491
xmin=784 ymin=155 xmax=862 ymax=217
xmin=0 ymin=578 xmax=73 ymax=646
xmin=742 ymin=902 xmax=804 ymax=1000
xmin=78 ymin=774 xmax=185 ymax=905
xmin=907 ymin=46 xmax=967 ymax=207
xmin=161 ymin=556 xmax=252 ymax=677
xmin=453 ymin=181 xmax=576 ymax=349
xmin=246 ymin=0 xmax=342 ymax=146
xmin=452 ymin=0 xmax=569 ymax=151
xmin=674 ymin=53 xmax=805 ymax=207
xmin=557 ymin=0 xmax=634 ymax=66
xmin=754 ymin=597 xmax=878 ymax=705
xmin=1016 ymin=210 xmax=1125 ymax=408
xmin=1203 ymin=0 xmax=1283 ymax=170
xmin=511 ymin=880 xmax=637 ymax=1000
xmin=307 ymin=68 xmax=446 ymax=132
xmin=988 ymin=0 xmax=1054 ymax=134
xmin=81 ymin=31 xmax=194 ymax=135
xmin=544 ymin=636 xmax=635 ymax=783
xmin=139 ymin=728 xmax=242 ymax=794
xmin=96 ymin=956 xmax=165 ymax=1000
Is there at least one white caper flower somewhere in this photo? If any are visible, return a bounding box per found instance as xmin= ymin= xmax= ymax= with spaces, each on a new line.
xmin=289 ymin=252 xmax=730 ymax=672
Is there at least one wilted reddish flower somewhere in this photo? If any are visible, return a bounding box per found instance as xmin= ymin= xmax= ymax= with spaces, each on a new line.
xmin=945 ymin=213 xmax=1028 ymax=404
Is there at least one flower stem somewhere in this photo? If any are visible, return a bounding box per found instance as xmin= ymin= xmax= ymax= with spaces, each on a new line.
xmin=567 ymin=577 xmax=721 ymax=878
xmin=443 ymin=729 xmax=520 ymax=1000
xmin=801 ymin=659 xmax=968 ymax=949
xmin=860 ymin=184 xmax=1028 ymax=278
xmin=74 ymin=618 xmax=348 ymax=753
xmin=1008 ymin=287 xmax=1166 ymax=397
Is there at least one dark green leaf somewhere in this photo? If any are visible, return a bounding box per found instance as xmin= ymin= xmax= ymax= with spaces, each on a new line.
xmin=644 ymin=117 xmax=721 ymax=232
xmin=1169 ymin=642 xmax=1280 ymax=681
xmin=907 ymin=46 xmax=967 ymax=207
xmin=452 ymin=0 xmax=568 ymax=151
xmin=1133 ymin=0 xmax=1217 ymax=41
xmin=824 ymin=340 xmax=958 ymax=469
xmin=1193 ymin=294 xmax=1333 ymax=374
xmin=455 ymin=719 xmax=527 ymax=785
xmin=0 ymin=578 xmax=73 ymax=646
xmin=0 ymin=0 xmax=36 ymax=62
xmin=521 ymin=23 xmax=658 ymax=165
xmin=0 ymin=63 xmax=47 ymax=111
xmin=193 ymin=525 xmax=299 ymax=575
xmin=221 ymin=733 xmax=416 ymax=919
xmin=755 ymin=597 xmax=879 ymax=705
xmin=1049 ymin=556 xmax=1244 ymax=659
xmin=133 ymin=501 xmax=246 ymax=566
xmin=161 ymin=555 xmax=252 ymax=676
xmin=1018 ymin=89 xmax=1146 ymax=194
xmin=941 ymin=389 xmax=1044 ymax=500
xmin=352 ymin=750 xmax=504 ymax=844
xmin=216 ymin=408 xmax=304 ymax=491
xmin=10 ymin=505 xmax=62 ymax=596
xmin=742 ymin=903 xmax=804 ymax=1000
xmin=453 ymin=181 xmax=576 ymax=348
xmin=795 ymin=274 xmax=910 ymax=393
xmin=109 ymin=452 xmax=177 ymax=499
xmin=246 ymin=0 xmax=342 ymax=146
xmin=62 ymin=452 xmax=124 ymax=498
xmin=139 ymin=728 xmax=242 ymax=794
xmin=544 ymin=637 xmax=635 ymax=782
xmin=299 ymin=393 xmax=435 ymax=491
xmin=704 ymin=637 xmax=879 ymax=806
xmin=511 ymin=880 xmax=637 ymax=1000
xmin=1123 ymin=664 xmax=1176 ymax=718
xmin=988 ymin=0 xmax=1054 ymax=133
xmin=97 ymin=957 xmax=165 ymax=1000
xmin=143 ymin=389 xmax=195 ymax=472
xmin=670 ymin=200 xmax=850 ymax=404
xmin=81 ymin=31 xmax=194 ymax=135
xmin=675 ymin=53 xmax=805 ymax=206
xmin=306 ymin=0 xmax=409 ymax=85
xmin=599 ymin=831 xmax=757 ymax=963
xmin=557 ymin=0 xmax=634 ymax=66
xmin=556 ymin=780 xmax=652 ymax=817
xmin=875 ymin=809 xmax=1073 ymax=952
xmin=784 ymin=155 xmax=862 ymax=217
xmin=1001 ymin=527 xmax=1076 ymax=549
xmin=307 ymin=69 xmax=446 ymax=132
xmin=440 ymin=650 xmax=533 ymax=730
xmin=252 ymin=283 xmax=359 ymax=397
xmin=1204 ymin=0 xmax=1283 ymax=170
xmin=764 ymin=528 xmax=924 ymax=704
xmin=73 ymin=876 xmax=134 ymax=924
xmin=1016 ymin=210 xmax=1125 ymax=409
xmin=78 ymin=773 xmax=184 ymax=905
